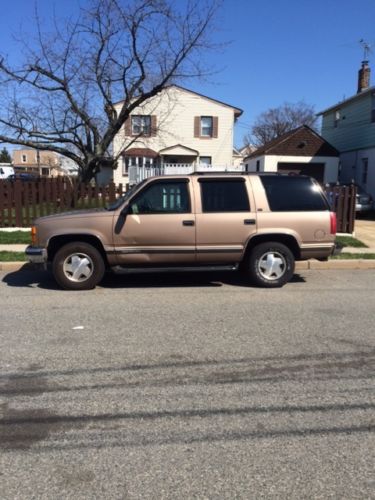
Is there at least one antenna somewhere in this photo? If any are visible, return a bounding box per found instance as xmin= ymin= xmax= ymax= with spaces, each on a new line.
xmin=359 ymin=39 xmax=372 ymax=60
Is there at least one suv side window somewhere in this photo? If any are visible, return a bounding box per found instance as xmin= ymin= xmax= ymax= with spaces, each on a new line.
xmin=200 ymin=179 xmax=250 ymax=212
xmin=129 ymin=180 xmax=191 ymax=214
xmin=260 ymin=176 xmax=330 ymax=211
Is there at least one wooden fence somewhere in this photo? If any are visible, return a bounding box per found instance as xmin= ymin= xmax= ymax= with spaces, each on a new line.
xmin=0 ymin=177 xmax=126 ymax=227
xmin=0 ymin=177 xmax=357 ymax=233
xmin=323 ymin=184 xmax=356 ymax=234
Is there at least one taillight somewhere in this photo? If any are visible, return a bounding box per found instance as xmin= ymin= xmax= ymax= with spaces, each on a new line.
xmin=330 ymin=212 xmax=337 ymax=235
xmin=31 ymin=226 xmax=37 ymax=246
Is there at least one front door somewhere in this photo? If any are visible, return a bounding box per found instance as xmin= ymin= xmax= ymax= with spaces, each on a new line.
xmin=114 ymin=179 xmax=196 ymax=265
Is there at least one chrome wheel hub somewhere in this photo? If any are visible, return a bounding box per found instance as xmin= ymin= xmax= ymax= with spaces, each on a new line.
xmin=258 ymin=251 xmax=286 ymax=281
xmin=63 ymin=253 xmax=94 ymax=282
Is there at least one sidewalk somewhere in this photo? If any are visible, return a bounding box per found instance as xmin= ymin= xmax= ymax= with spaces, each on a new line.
xmin=353 ymin=219 xmax=375 ymax=248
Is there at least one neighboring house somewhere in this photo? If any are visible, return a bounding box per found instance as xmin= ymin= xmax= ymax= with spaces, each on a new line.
xmin=318 ymin=60 xmax=375 ymax=197
xmin=12 ymin=148 xmax=62 ymax=177
xmin=111 ymin=85 xmax=243 ymax=185
xmin=243 ymin=125 xmax=339 ymax=184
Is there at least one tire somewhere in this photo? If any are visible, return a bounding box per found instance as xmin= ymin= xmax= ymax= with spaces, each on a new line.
xmin=52 ymin=242 xmax=105 ymax=290
xmin=246 ymin=242 xmax=295 ymax=288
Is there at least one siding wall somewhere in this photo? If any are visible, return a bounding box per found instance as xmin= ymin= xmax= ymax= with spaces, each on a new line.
xmin=321 ymin=92 xmax=375 ymax=151
xmin=113 ymin=87 xmax=236 ymax=184
xmin=339 ymin=147 xmax=375 ymax=199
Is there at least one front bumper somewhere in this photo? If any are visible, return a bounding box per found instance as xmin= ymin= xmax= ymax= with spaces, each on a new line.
xmin=25 ymin=245 xmax=47 ymax=265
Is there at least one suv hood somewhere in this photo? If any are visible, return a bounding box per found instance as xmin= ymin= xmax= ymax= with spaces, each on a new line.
xmin=35 ymin=208 xmax=109 ymax=224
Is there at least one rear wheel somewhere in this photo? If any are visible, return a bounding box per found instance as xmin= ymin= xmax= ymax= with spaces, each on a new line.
xmin=246 ymin=242 xmax=295 ymax=288
xmin=52 ymin=242 xmax=105 ymax=290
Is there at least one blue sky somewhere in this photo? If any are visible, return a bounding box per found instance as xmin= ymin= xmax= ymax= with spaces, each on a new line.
xmin=0 ymin=0 xmax=374 ymax=148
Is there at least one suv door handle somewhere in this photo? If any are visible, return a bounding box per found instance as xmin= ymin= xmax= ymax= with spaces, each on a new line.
xmin=244 ymin=219 xmax=256 ymax=225
xmin=183 ymin=220 xmax=195 ymax=226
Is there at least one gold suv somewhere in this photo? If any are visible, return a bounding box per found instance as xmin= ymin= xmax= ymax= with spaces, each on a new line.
xmin=26 ymin=173 xmax=336 ymax=290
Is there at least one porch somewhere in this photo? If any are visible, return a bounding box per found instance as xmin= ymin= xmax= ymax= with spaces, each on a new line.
xmin=128 ymin=163 xmax=245 ymax=184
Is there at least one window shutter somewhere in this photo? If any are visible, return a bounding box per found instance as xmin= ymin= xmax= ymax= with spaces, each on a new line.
xmin=194 ymin=116 xmax=200 ymax=137
xmin=212 ymin=116 xmax=218 ymax=138
xmin=151 ymin=115 xmax=157 ymax=136
xmin=125 ymin=117 xmax=132 ymax=136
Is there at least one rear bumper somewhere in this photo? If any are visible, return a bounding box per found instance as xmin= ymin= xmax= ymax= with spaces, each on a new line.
xmin=299 ymin=243 xmax=336 ymax=260
xmin=25 ymin=245 xmax=47 ymax=265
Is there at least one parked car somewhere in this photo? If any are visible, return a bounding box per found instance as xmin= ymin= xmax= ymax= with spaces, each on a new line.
xmin=8 ymin=173 xmax=40 ymax=182
xmin=0 ymin=165 xmax=15 ymax=179
xmin=26 ymin=173 xmax=336 ymax=290
xmin=354 ymin=184 xmax=373 ymax=213
xmin=325 ymin=182 xmax=373 ymax=214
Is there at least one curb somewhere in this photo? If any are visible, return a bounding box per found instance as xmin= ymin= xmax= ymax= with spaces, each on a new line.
xmin=295 ymin=260 xmax=375 ymax=270
xmin=1 ymin=260 xmax=375 ymax=273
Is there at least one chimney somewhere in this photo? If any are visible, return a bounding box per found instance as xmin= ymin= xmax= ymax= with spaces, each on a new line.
xmin=357 ymin=60 xmax=371 ymax=93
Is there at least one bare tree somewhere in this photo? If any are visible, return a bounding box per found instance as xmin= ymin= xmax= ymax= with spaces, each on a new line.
xmin=0 ymin=0 xmax=219 ymax=182
xmin=244 ymin=101 xmax=318 ymax=147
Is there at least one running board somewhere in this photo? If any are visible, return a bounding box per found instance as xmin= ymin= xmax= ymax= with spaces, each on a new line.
xmin=113 ymin=264 xmax=239 ymax=274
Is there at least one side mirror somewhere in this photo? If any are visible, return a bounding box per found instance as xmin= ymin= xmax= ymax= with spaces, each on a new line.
xmin=121 ymin=205 xmax=130 ymax=218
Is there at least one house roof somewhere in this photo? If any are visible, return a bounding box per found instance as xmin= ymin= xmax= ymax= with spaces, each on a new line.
xmin=159 ymin=144 xmax=199 ymax=156
xmin=122 ymin=147 xmax=159 ymax=158
xmin=245 ymin=125 xmax=339 ymax=159
xmin=317 ymin=86 xmax=375 ymax=116
xmin=114 ymin=84 xmax=243 ymax=117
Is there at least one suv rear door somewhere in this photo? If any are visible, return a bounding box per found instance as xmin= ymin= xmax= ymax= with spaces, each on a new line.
xmin=113 ymin=178 xmax=196 ymax=264
xmin=195 ymin=176 xmax=257 ymax=263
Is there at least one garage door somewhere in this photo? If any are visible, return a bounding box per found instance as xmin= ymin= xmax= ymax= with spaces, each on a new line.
xmin=277 ymin=162 xmax=325 ymax=184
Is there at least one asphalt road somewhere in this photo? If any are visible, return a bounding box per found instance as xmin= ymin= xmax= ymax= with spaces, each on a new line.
xmin=0 ymin=268 xmax=374 ymax=499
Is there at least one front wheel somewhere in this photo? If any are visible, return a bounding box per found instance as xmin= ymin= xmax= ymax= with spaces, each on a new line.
xmin=52 ymin=242 xmax=105 ymax=290
xmin=246 ymin=242 xmax=295 ymax=288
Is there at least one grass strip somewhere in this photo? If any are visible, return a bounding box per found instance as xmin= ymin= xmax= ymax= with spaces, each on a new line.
xmin=0 ymin=231 xmax=31 ymax=244
xmin=335 ymin=236 xmax=367 ymax=248
xmin=331 ymin=252 xmax=375 ymax=259
xmin=0 ymin=251 xmax=27 ymax=262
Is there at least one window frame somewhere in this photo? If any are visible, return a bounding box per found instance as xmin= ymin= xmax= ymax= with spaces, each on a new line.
xmin=199 ymin=156 xmax=212 ymax=166
xmin=200 ymin=116 xmax=213 ymax=137
xmin=362 ymin=158 xmax=368 ymax=185
xmin=131 ymin=115 xmax=151 ymax=136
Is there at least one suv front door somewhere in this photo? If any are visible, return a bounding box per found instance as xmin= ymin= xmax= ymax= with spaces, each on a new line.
xmin=114 ymin=178 xmax=196 ymax=264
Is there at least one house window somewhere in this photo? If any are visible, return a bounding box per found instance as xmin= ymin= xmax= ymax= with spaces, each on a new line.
xmin=201 ymin=116 xmax=213 ymax=137
xmin=131 ymin=115 xmax=151 ymax=136
xmin=22 ymin=154 xmax=27 ymax=162
xmin=334 ymin=109 xmax=340 ymax=128
xmin=256 ymin=160 xmax=260 ymax=172
xmin=362 ymin=158 xmax=368 ymax=184
xmin=200 ymin=156 xmax=212 ymax=166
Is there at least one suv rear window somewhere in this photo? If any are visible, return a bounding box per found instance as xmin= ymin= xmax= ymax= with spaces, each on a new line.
xmin=199 ymin=179 xmax=250 ymax=212
xmin=260 ymin=176 xmax=330 ymax=211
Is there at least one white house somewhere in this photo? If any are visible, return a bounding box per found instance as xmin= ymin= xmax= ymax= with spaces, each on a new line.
xmin=111 ymin=85 xmax=243 ymax=185
xmin=243 ymin=125 xmax=339 ymax=185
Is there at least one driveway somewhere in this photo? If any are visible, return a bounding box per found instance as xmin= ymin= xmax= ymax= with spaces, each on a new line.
xmin=355 ymin=218 xmax=375 ymax=248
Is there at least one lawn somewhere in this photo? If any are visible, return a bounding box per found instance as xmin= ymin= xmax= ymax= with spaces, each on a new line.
xmin=0 ymin=231 xmax=31 ymax=244
xmin=0 ymin=251 xmax=27 ymax=261
xmin=335 ymin=235 xmax=367 ymax=248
